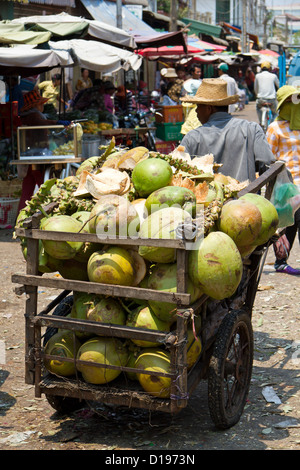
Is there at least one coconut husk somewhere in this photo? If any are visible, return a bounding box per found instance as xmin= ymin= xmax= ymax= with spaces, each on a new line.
xmin=225 ymin=176 xmax=249 ymax=192
xmin=192 ymin=154 xmax=215 ymax=174
xmin=170 ymin=145 xmax=192 ymax=164
xmin=170 ymin=173 xmax=196 ymax=191
xmin=128 ymin=249 xmax=147 ymax=287
xmin=74 ymin=168 xmax=131 ymax=198
xmin=193 ymin=181 xmax=209 ymax=203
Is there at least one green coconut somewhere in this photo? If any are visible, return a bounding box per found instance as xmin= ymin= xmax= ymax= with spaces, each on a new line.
xmin=125 ymin=342 xmax=141 ymax=381
xmin=70 ymin=292 xmax=97 ymax=339
xmin=87 ymin=247 xmax=135 ymax=286
xmin=71 ymin=210 xmax=91 ymax=229
xmin=132 ymin=158 xmax=173 ymax=197
xmin=147 ymin=263 xmax=202 ymax=323
xmin=145 ymin=186 xmax=196 ymax=217
xmin=21 ymin=239 xmax=55 ymax=274
xmin=75 ymin=156 xmax=101 ymax=177
xmin=76 ymin=337 xmax=128 ymax=384
xmin=88 ymin=194 xmax=138 ymax=237
xmin=71 ymin=210 xmax=103 ymax=263
xmin=40 ymin=215 xmax=83 ymax=260
xmin=135 ymin=348 xmax=171 ymax=398
xmin=138 ymin=207 xmax=191 ymax=263
xmin=86 ymin=297 xmax=126 ymax=326
xmin=218 ymin=199 xmax=262 ymax=248
xmin=126 ymin=305 xmax=170 ymax=347
xmin=44 ymin=330 xmax=81 ymax=377
xmin=125 ymin=350 xmax=139 ymax=381
xmin=188 ymin=231 xmax=243 ymax=300
xmin=240 ymin=193 xmax=279 ymax=245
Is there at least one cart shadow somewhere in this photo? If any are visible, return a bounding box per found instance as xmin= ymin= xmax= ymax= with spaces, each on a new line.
xmin=38 ymin=328 xmax=300 ymax=451
xmin=0 ymin=370 xmax=17 ymax=417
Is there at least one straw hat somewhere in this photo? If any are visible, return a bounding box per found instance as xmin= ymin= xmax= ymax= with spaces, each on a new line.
xmin=276 ymin=85 xmax=300 ymax=111
xmin=20 ymin=90 xmax=48 ymax=112
xmin=180 ymin=78 xmax=239 ymax=105
xmin=163 ymin=68 xmax=178 ymax=78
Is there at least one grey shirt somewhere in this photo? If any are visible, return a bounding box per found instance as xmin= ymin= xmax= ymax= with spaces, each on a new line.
xmin=180 ymin=112 xmax=275 ymax=182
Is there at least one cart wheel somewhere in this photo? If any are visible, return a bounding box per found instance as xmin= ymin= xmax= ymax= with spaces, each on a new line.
xmin=207 ymin=309 xmax=253 ymax=429
xmin=42 ymin=295 xmax=74 ymax=346
xmin=45 ymin=394 xmax=84 ymax=414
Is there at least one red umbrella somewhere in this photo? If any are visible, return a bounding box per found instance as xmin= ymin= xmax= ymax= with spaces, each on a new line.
xmin=259 ymin=49 xmax=280 ymax=57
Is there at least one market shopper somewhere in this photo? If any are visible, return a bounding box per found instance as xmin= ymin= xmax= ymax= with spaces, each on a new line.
xmin=217 ymin=63 xmax=240 ymax=113
xmin=180 ymin=79 xmax=202 ymax=135
xmin=37 ymin=73 xmax=69 ymax=117
xmin=188 ymin=63 xmax=202 ymax=81
xmin=245 ymin=67 xmax=255 ymax=96
xmin=180 ymin=78 xmax=275 ymax=182
xmin=160 ymin=68 xmax=183 ymax=105
xmin=103 ymin=81 xmax=117 ymax=114
xmin=266 ymin=85 xmax=300 ymax=275
xmin=17 ymin=90 xmax=70 ymax=211
xmin=254 ymin=61 xmax=279 ymax=125
xmin=114 ymin=85 xmax=134 ymax=114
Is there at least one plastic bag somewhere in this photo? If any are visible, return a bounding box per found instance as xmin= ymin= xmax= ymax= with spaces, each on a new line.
xmin=270 ymin=169 xmax=300 ymax=227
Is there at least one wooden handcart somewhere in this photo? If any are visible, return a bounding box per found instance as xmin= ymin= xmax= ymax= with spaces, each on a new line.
xmin=12 ymin=161 xmax=285 ymax=429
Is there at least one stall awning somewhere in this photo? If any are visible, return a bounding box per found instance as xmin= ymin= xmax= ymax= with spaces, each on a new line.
xmin=0 ymin=45 xmax=73 ymax=76
xmin=12 ymin=12 xmax=136 ymax=49
xmin=134 ymin=30 xmax=187 ymax=51
xmin=0 ymin=30 xmax=52 ymax=46
xmin=137 ymin=44 xmax=204 ymax=58
xmin=181 ymin=18 xmax=223 ymax=38
xmin=50 ymin=39 xmax=142 ymax=74
xmin=187 ymin=36 xmax=227 ymax=51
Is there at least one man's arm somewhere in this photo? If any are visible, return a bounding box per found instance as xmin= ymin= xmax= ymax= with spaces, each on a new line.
xmin=253 ymin=123 xmax=275 ymax=173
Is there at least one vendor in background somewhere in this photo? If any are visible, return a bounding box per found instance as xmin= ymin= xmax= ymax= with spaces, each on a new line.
xmin=37 ymin=73 xmax=69 ymax=118
xmin=175 ymin=64 xmax=187 ymax=82
xmin=103 ymin=81 xmax=117 ymax=114
xmin=17 ymin=89 xmax=70 ymax=211
xmin=75 ymin=68 xmax=93 ymax=93
xmin=114 ymin=85 xmax=135 ymax=115
xmin=180 ymin=79 xmax=202 ymax=135
xmin=217 ymin=63 xmax=240 ymax=113
xmin=71 ymin=78 xmax=105 ymax=111
xmin=161 ymin=68 xmax=182 ymax=105
xmin=245 ymin=67 xmax=255 ymax=97
xmin=188 ymin=63 xmax=202 ymax=81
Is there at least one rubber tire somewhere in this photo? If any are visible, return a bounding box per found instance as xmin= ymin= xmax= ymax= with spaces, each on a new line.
xmin=43 ymin=295 xmax=84 ymax=414
xmin=207 ymin=309 xmax=253 ymax=429
xmin=45 ymin=394 xmax=84 ymax=414
xmin=42 ymin=295 xmax=74 ymax=346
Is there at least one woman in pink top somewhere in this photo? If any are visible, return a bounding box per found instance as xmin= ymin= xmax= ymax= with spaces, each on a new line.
xmin=104 ymin=81 xmax=117 ymax=113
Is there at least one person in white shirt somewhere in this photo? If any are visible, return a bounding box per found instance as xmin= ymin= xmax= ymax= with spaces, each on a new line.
xmin=254 ymin=61 xmax=279 ymax=124
xmin=217 ymin=63 xmax=240 ymax=113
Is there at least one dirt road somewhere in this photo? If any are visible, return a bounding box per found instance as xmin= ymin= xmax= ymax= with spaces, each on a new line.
xmin=0 ymin=103 xmax=299 ymax=451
